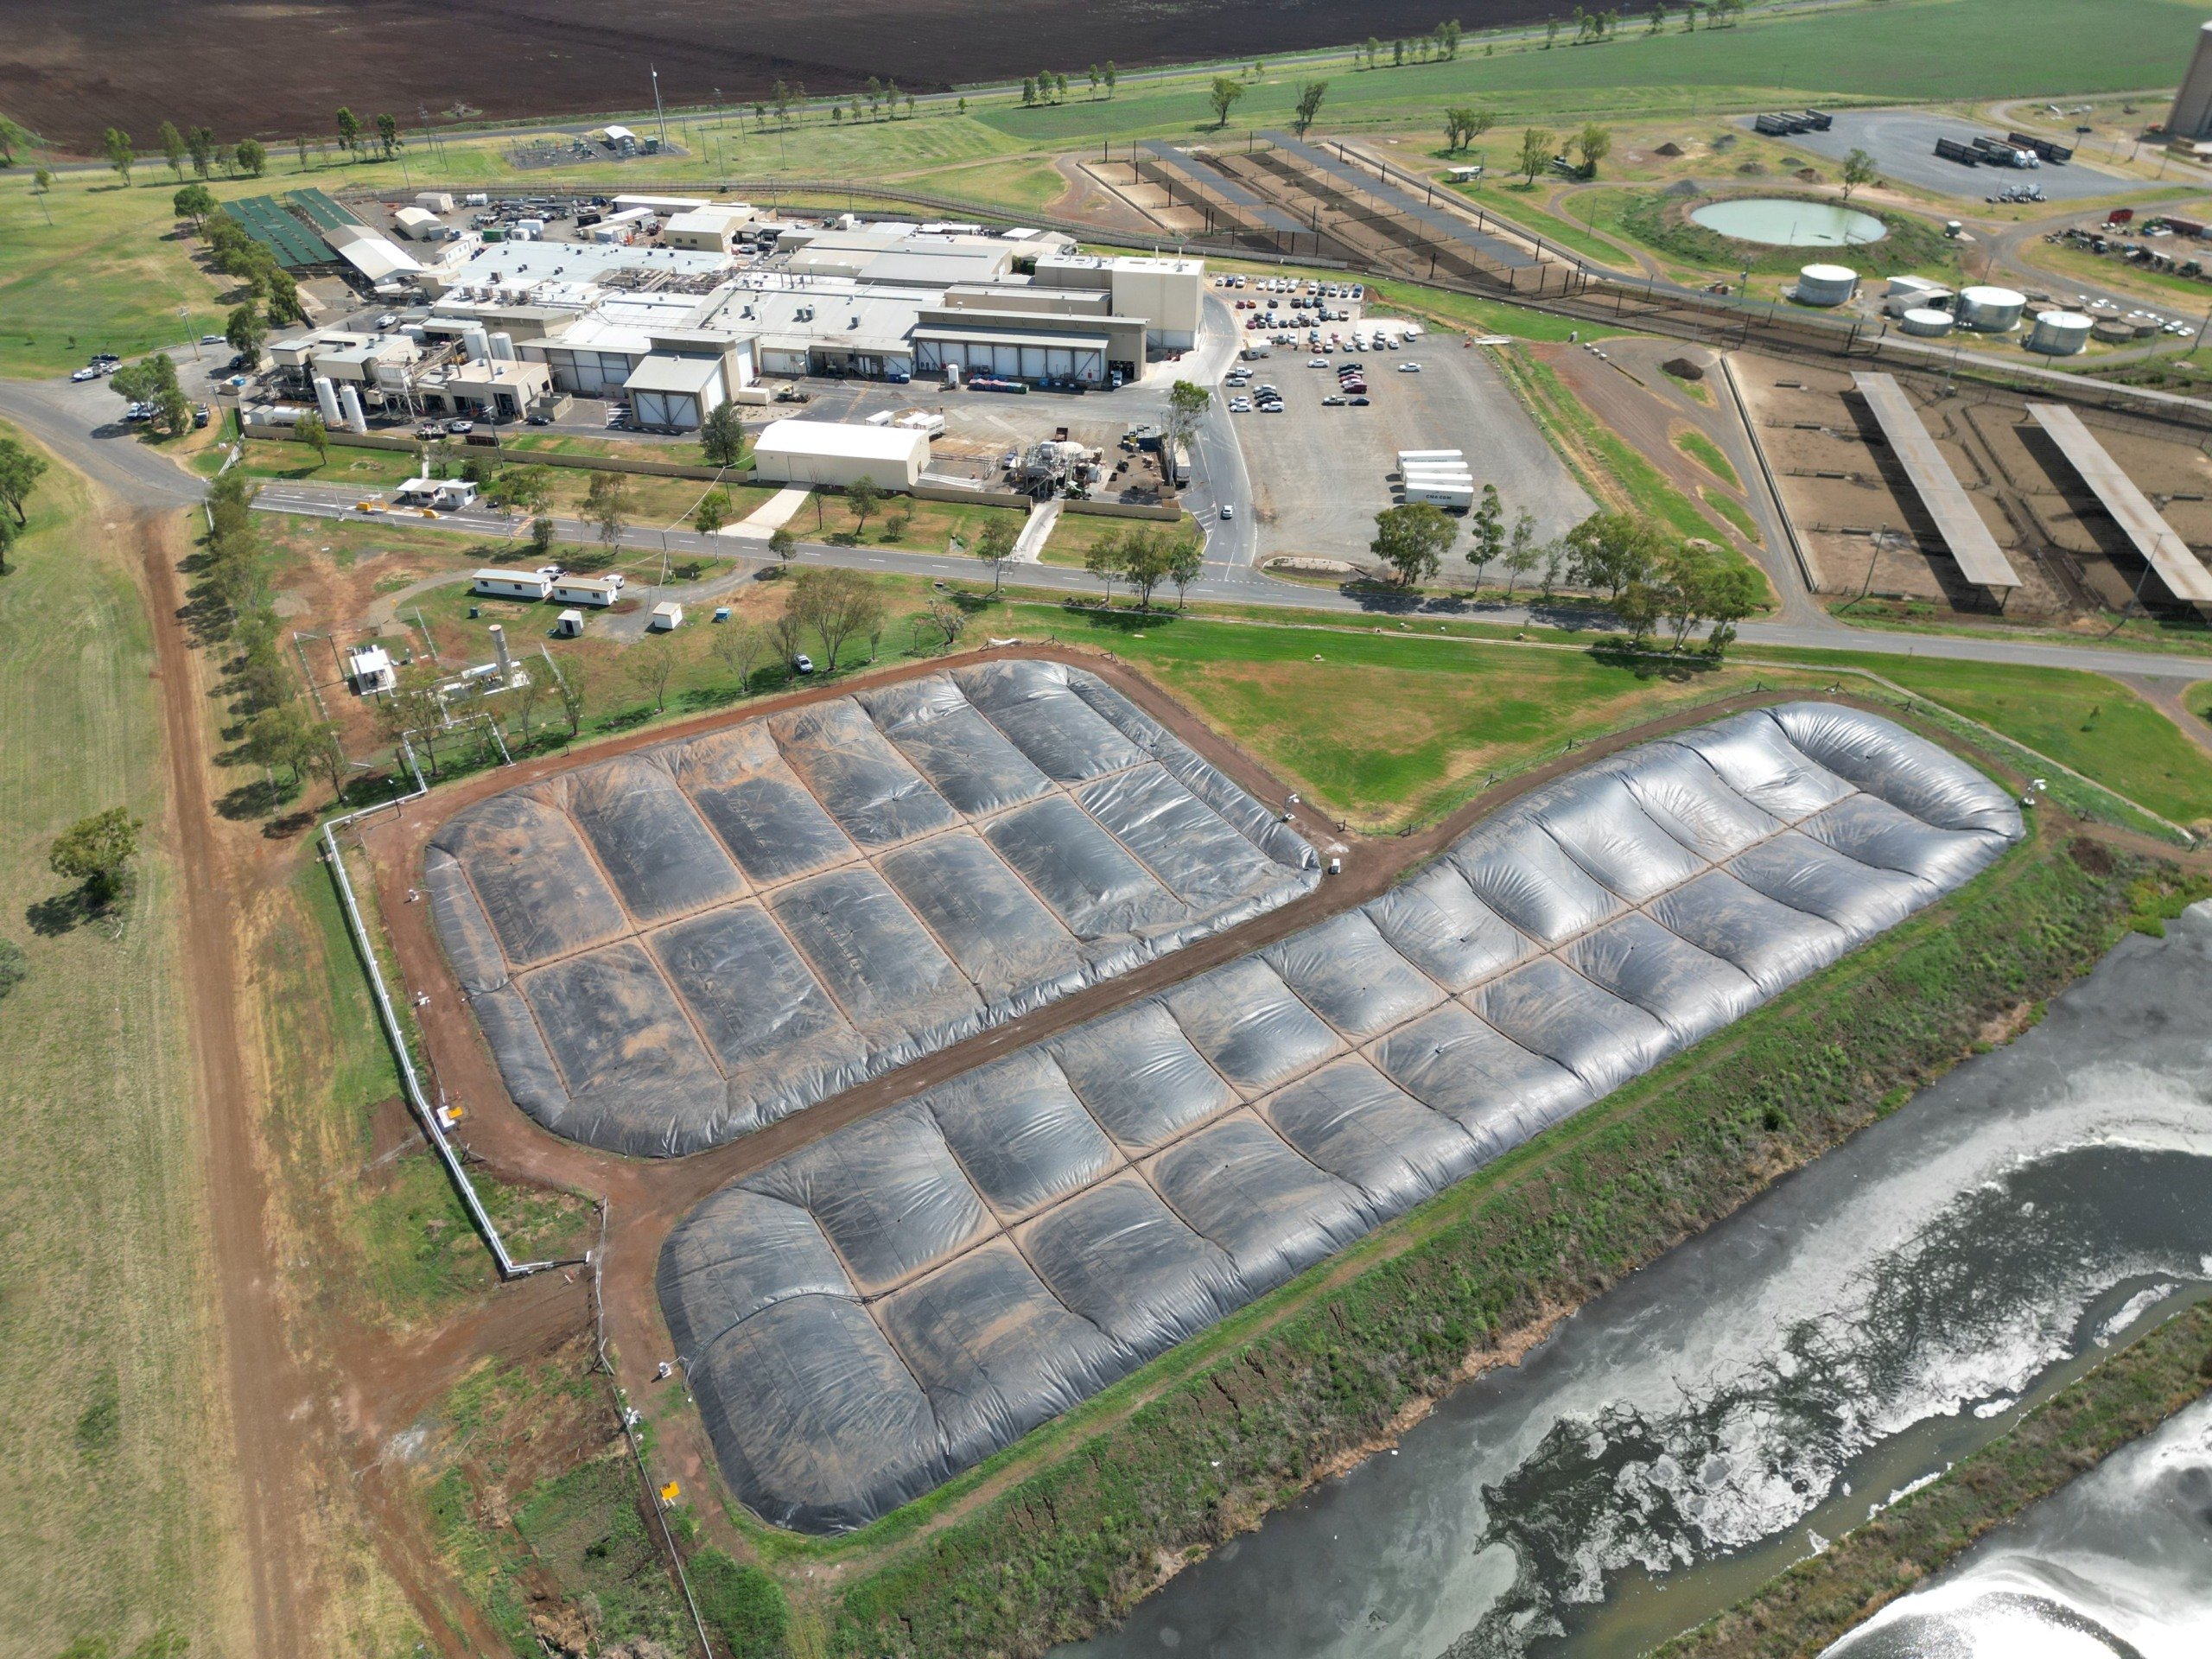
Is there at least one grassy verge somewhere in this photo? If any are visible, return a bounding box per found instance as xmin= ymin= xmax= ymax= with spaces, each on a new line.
xmin=1675 ymin=429 xmax=1738 ymax=487
xmin=0 ymin=425 xmax=240 ymax=1656
xmin=1490 ymin=346 xmax=1763 ymax=580
xmin=808 ymin=830 xmax=2201 ymax=1656
xmin=1660 ymin=1297 xmax=2212 ymax=1658
xmin=1703 ymin=486 xmax=1760 ymax=542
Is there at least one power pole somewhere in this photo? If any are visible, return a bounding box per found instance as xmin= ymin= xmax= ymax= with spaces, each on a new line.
xmin=652 ymin=67 xmax=671 ymax=152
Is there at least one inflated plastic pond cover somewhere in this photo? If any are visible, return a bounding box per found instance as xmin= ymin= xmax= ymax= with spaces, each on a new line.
xmin=658 ymin=704 xmax=2021 ymax=1532
xmin=427 ymin=662 xmax=1317 ymax=1155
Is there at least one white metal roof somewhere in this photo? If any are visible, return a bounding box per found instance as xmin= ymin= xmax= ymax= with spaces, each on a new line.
xmin=754 ymin=419 xmax=930 ymax=465
xmin=1850 ymin=373 xmax=2022 ymax=592
xmin=2029 ymin=404 xmax=2212 ymax=606
xmin=624 ymin=353 xmax=724 ymax=395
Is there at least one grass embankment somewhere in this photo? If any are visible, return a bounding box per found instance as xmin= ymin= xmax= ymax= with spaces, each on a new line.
xmin=418 ymin=1346 xmax=728 ymax=1658
xmin=0 ymin=430 xmax=240 ymax=1652
xmin=1491 ymin=345 xmax=1764 ymax=582
xmin=1660 ymin=1297 xmax=2212 ymax=1658
xmin=1012 ymin=601 xmax=1827 ymax=829
xmin=809 ymin=832 xmax=2202 ymax=1657
xmin=1774 ymin=651 xmax=2212 ymax=831
xmin=1613 ymin=188 xmax=1961 ymax=282
xmin=262 ymin=860 xmax=595 ymax=1326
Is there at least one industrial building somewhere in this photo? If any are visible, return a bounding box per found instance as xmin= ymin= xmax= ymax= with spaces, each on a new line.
xmin=751 ymin=418 xmax=930 ymax=488
xmin=260 ymin=213 xmax=1208 ymax=433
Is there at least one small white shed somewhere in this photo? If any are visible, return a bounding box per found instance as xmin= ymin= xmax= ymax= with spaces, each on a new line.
xmin=346 ymin=643 xmax=397 ymax=694
xmin=649 ymin=601 xmax=684 ymax=631
xmin=555 ymin=608 xmax=586 ymax=638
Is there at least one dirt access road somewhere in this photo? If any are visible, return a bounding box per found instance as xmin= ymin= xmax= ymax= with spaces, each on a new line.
xmin=137 ymin=493 xmax=603 ymax=1657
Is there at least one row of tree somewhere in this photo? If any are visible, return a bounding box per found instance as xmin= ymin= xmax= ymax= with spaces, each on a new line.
xmin=99 ymin=125 xmax=264 ymax=184
xmin=1367 ymin=497 xmax=1760 ymax=653
xmin=1081 ymin=524 xmax=1207 ymax=610
xmin=202 ymin=470 xmax=353 ymax=796
xmin=1357 ymin=22 xmax=1465 ymax=68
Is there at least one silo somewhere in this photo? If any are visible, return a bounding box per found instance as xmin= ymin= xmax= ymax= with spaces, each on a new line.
xmin=312 ymin=375 xmax=342 ymax=426
xmin=2169 ymin=20 xmax=2212 ymax=139
xmin=1899 ymin=307 xmax=1955 ymax=337
xmin=488 ymin=331 xmax=517 ymax=361
xmin=339 ymin=383 xmax=369 ymax=433
xmin=1956 ymin=285 xmax=2025 ymax=331
xmin=2027 ymin=311 xmax=2093 ymax=355
xmin=1795 ymin=263 xmax=1858 ymax=307
xmin=460 ymin=321 xmax=492 ymax=362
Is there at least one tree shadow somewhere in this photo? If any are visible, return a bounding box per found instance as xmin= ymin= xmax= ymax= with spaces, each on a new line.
xmin=215 ymin=777 xmax=300 ymax=821
xmin=26 ymin=889 xmax=95 ymax=942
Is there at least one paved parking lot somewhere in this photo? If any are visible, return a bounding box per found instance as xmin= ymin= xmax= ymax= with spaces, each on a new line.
xmin=1230 ymin=342 xmax=1593 ymax=565
xmin=1748 ymin=111 xmax=2128 ymax=204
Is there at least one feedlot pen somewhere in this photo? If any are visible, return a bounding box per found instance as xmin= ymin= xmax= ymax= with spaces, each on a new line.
xmin=1733 ymin=353 xmax=2212 ymax=617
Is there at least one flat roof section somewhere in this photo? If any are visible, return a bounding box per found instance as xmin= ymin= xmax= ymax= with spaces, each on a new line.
xmin=1849 ymin=373 xmax=2022 ymax=593
xmin=2027 ymin=403 xmax=2212 ymax=607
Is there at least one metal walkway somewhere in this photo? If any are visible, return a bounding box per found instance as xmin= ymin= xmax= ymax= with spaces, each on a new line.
xmin=1849 ymin=372 xmax=2022 ymax=594
xmin=2028 ymin=403 xmax=2212 ymax=607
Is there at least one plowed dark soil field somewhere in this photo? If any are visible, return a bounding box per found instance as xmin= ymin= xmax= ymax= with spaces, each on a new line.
xmin=0 ymin=0 xmax=1541 ymax=155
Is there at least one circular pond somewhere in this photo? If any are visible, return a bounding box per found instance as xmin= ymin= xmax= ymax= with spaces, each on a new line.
xmin=1688 ymin=197 xmax=1888 ymax=246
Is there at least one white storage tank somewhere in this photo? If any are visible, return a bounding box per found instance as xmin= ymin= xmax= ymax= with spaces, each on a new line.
xmin=488 ymin=331 xmax=516 ymax=362
xmin=2027 ymin=310 xmax=2094 ymax=355
xmin=460 ymin=321 xmax=491 ymax=362
xmin=1899 ymin=306 xmax=1955 ymax=338
xmin=1956 ymin=285 xmax=2026 ymax=331
xmin=1795 ymin=263 xmax=1859 ymax=307
xmin=339 ymin=383 xmax=368 ymax=434
xmin=312 ymin=375 xmax=341 ymax=425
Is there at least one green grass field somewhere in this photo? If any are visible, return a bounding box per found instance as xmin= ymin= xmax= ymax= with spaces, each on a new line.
xmin=974 ymin=0 xmax=2207 ymax=146
xmin=0 ymin=426 xmax=240 ymax=1656
xmin=1003 ymin=601 xmax=1824 ymax=825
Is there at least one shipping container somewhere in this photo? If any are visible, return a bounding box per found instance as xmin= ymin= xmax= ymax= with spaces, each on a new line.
xmin=1934 ymin=138 xmax=1984 ymax=167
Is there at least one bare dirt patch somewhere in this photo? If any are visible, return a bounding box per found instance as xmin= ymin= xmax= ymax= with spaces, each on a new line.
xmin=4 ymin=0 xmax=1549 ymax=153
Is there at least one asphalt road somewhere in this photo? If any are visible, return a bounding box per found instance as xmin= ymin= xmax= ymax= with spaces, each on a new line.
xmin=7 ymin=357 xmax=2212 ymax=682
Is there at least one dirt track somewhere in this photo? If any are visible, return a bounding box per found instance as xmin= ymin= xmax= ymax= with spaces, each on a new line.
xmin=140 ymin=511 xmax=322 ymax=1655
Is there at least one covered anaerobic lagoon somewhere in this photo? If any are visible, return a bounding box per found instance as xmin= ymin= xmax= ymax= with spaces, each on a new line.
xmin=1691 ymin=197 xmax=1888 ymax=246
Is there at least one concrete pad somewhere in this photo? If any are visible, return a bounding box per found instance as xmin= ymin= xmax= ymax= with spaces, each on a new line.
xmin=721 ymin=486 xmax=811 ymax=540
xmin=1010 ymin=498 xmax=1060 ymax=564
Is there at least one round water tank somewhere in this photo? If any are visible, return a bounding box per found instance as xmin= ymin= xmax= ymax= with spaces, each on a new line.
xmin=1956 ymin=285 xmax=2026 ymax=331
xmin=2027 ymin=310 xmax=2093 ymax=355
xmin=2091 ymin=317 xmax=2137 ymax=345
xmin=1899 ymin=306 xmax=1955 ymax=337
xmin=1795 ymin=263 xmax=1858 ymax=306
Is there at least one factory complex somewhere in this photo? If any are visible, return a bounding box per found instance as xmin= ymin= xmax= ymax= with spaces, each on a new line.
xmin=251 ymin=194 xmax=1205 ymax=435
